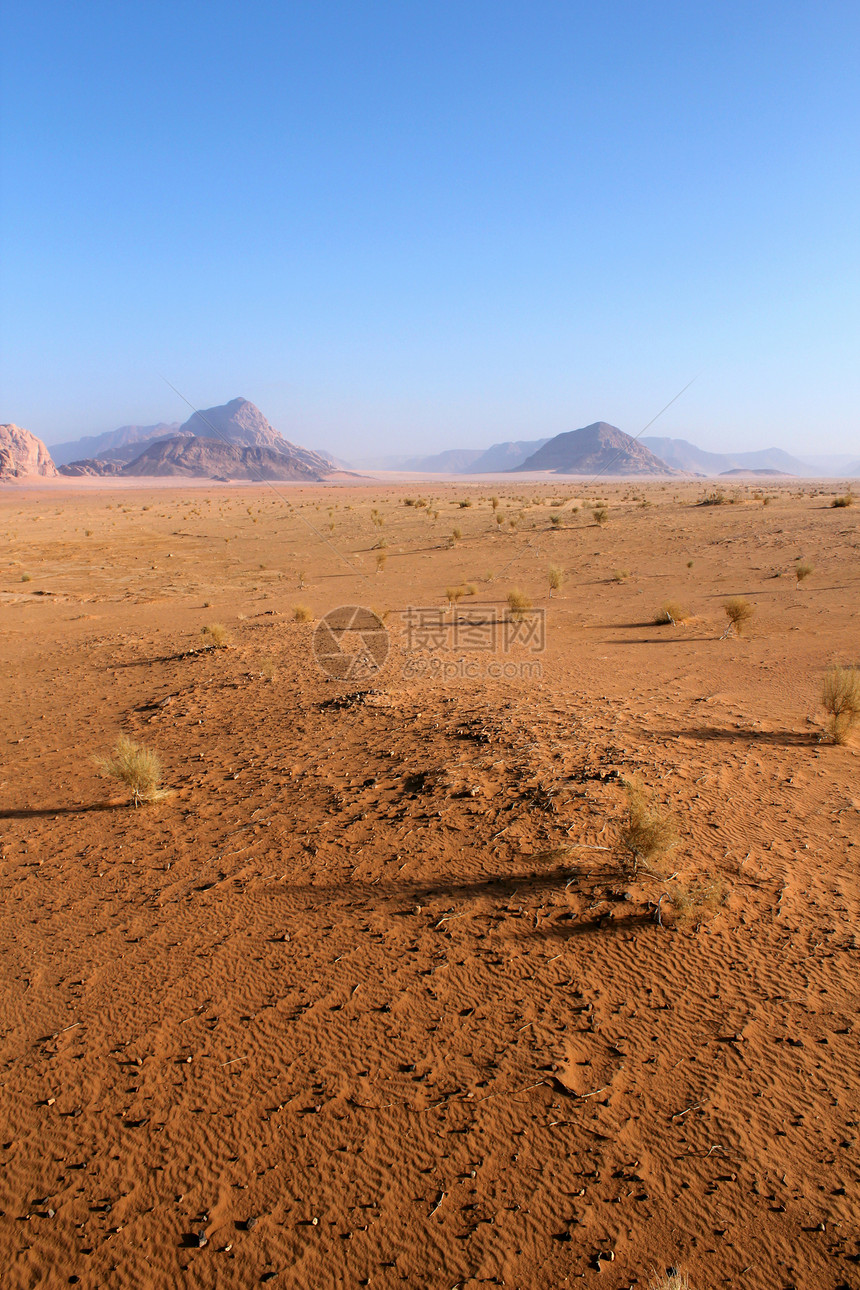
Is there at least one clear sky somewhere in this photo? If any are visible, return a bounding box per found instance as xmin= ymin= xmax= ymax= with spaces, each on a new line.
xmin=2 ymin=1 xmax=858 ymax=457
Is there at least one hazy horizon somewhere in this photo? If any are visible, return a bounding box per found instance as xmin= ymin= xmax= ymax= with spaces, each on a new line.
xmin=2 ymin=2 xmax=859 ymax=457
xmin=36 ymin=406 xmax=855 ymax=467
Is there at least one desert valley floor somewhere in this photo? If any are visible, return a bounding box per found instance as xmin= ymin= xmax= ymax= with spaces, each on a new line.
xmin=1 ymin=478 xmax=858 ymax=1290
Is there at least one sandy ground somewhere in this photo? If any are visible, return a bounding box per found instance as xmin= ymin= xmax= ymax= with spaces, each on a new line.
xmin=1 ymin=478 xmax=858 ymax=1290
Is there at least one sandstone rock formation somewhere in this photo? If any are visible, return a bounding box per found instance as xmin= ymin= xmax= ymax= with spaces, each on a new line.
xmin=0 ymin=424 xmax=59 ymax=478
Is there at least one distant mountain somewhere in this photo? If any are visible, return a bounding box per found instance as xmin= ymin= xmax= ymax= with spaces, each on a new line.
xmin=641 ymin=437 xmax=728 ymax=475
xmin=404 ymin=449 xmax=486 ymax=473
xmin=641 ymin=436 xmax=814 ymax=476
xmin=59 ymin=459 xmax=124 ymax=477
xmin=349 ymin=453 xmax=415 ymax=470
xmin=176 ymin=398 xmax=282 ymax=449
xmin=0 ymin=424 xmax=58 ymax=478
xmin=514 ymin=422 xmax=676 ymax=475
xmin=54 ymin=399 xmax=334 ymax=481
xmin=313 ymin=447 xmax=352 ymax=470
xmin=352 ymin=438 xmax=551 ymax=474
xmin=800 ymin=453 xmax=859 ymax=476
xmin=122 ymin=435 xmax=326 ymax=480
xmin=725 ymin=447 xmax=813 ymax=474
xmin=49 ymin=422 xmax=181 ymax=466
xmin=720 ymin=468 xmax=792 ymax=477
xmin=468 ymin=439 xmax=550 ymax=472
xmin=843 ymin=460 xmax=860 ymax=477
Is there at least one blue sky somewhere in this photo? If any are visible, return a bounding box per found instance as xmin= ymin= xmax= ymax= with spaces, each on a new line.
xmin=2 ymin=1 xmax=859 ymax=457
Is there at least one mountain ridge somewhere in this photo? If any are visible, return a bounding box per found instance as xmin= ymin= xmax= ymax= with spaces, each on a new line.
xmin=54 ymin=399 xmax=335 ymax=481
xmin=513 ymin=422 xmax=677 ymax=475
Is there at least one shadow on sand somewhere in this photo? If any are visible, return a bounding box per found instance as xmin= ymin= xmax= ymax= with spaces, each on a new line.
xmin=667 ymin=726 xmax=819 ymax=747
xmin=0 ymin=800 xmax=125 ymax=820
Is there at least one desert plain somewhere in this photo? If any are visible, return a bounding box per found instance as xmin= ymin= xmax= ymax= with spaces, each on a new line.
xmin=0 ymin=477 xmax=858 ymax=1290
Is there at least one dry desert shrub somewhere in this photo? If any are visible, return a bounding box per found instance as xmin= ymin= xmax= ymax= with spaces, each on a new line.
xmin=506 ymin=588 xmax=533 ymax=620
xmin=294 ymin=604 xmax=313 ymax=623
xmin=95 ymin=734 xmax=168 ymax=807
xmin=592 ymin=506 xmax=609 ymax=526
xmin=619 ymin=779 xmax=679 ymax=876
xmin=446 ymin=585 xmax=465 ymax=607
xmin=822 ymin=665 xmax=860 ymax=744
xmin=202 ymin=622 xmax=231 ymax=648
xmin=795 ymin=560 xmax=814 ymax=583
xmin=550 ymin=513 xmax=563 ymax=528
xmin=548 ymin=564 xmax=564 ymax=595
xmin=654 ymin=600 xmax=689 ymax=625
xmin=452 ymin=526 xmax=462 ymax=541
xmin=722 ymin=596 xmax=753 ymax=636
xmin=649 ymin=1274 xmax=690 ymax=1290
xmin=831 ymin=492 xmax=854 ymax=508
xmin=698 ymin=489 xmax=726 ymax=506
xmin=260 ymin=657 xmax=276 ymax=682
xmin=612 ymin=568 xmax=630 ymax=583
xmin=662 ymin=877 xmax=727 ymax=928
xmin=375 ymin=551 xmax=387 ymax=573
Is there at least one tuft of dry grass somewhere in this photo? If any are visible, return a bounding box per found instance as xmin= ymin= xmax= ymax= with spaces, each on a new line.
xmin=722 ymin=596 xmax=753 ymax=636
xmin=375 ymin=551 xmax=387 ymax=573
xmin=548 ymin=564 xmax=564 ymax=595
xmin=619 ymin=779 xmax=679 ymax=875
xmin=612 ymin=568 xmax=630 ymax=583
xmin=795 ymin=560 xmax=814 ymax=583
xmin=202 ymin=622 xmax=230 ymax=648
xmin=831 ymin=492 xmax=854 ymax=508
xmin=649 ymin=1274 xmax=690 ymax=1290
xmin=95 ymin=734 xmax=168 ymax=807
xmin=446 ymin=586 xmax=465 ymax=607
xmin=294 ymin=604 xmax=313 ymax=623
xmin=822 ymin=665 xmax=860 ymax=744
xmin=260 ymin=657 xmax=276 ymax=682
xmin=662 ymin=878 xmax=727 ymax=929
xmin=506 ymin=588 xmax=533 ymax=620
xmin=592 ymin=506 xmax=609 ymax=526
xmin=654 ymin=600 xmax=689 ymax=625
